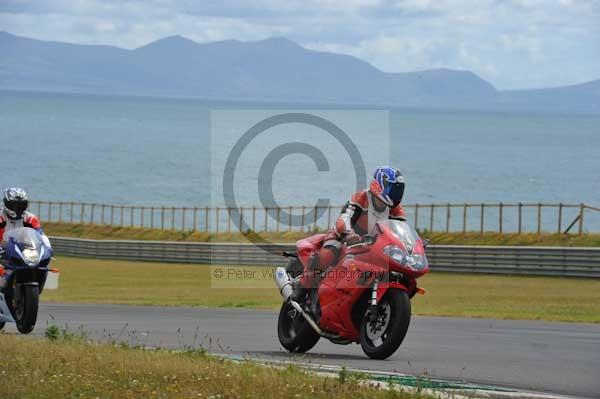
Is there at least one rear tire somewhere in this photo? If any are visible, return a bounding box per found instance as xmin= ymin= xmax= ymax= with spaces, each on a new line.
xmin=15 ymin=285 xmax=39 ymax=334
xmin=0 ymin=321 xmax=5 ymax=331
xmin=277 ymin=301 xmax=320 ymax=353
xmin=360 ymin=289 xmax=411 ymax=360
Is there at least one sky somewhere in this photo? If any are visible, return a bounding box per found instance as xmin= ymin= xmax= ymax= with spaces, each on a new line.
xmin=0 ymin=0 xmax=598 ymax=90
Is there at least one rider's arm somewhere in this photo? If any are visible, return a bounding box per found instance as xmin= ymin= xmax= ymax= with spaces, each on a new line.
xmin=23 ymin=213 xmax=51 ymax=248
xmin=23 ymin=213 xmax=43 ymax=233
xmin=333 ymin=191 xmax=367 ymax=237
xmin=389 ymin=204 xmax=407 ymax=222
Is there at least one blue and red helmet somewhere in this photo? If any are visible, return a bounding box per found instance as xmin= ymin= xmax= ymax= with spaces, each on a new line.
xmin=369 ymin=167 xmax=405 ymax=207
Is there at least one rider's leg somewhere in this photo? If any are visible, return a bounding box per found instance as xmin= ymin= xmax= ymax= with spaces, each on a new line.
xmin=292 ymin=238 xmax=341 ymax=301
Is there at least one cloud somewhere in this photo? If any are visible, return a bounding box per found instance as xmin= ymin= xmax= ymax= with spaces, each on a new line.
xmin=0 ymin=0 xmax=598 ymax=89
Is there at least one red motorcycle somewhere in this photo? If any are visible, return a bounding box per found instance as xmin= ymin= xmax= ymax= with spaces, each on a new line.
xmin=274 ymin=220 xmax=429 ymax=359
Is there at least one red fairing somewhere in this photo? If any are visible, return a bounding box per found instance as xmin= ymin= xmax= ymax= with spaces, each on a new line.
xmin=296 ymin=233 xmax=326 ymax=267
xmin=318 ymin=259 xmax=384 ymax=341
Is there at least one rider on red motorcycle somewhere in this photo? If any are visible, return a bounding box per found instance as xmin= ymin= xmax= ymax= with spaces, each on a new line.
xmin=292 ymin=167 xmax=406 ymax=300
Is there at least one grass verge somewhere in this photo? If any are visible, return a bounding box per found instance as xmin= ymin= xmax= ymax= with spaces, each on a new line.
xmin=0 ymin=334 xmax=432 ymax=399
xmin=44 ymin=222 xmax=600 ymax=246
xmin=43 ymin=256 xmax=600 ymax=323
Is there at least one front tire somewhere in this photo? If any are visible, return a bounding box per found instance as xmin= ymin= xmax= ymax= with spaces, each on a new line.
xmin=277 ymin=301 xmax=320 ymax=353
xmin=15 ymin=285 xmax=39 ymax=334
xmin=360 ymin=289 xmax=411 ymax=360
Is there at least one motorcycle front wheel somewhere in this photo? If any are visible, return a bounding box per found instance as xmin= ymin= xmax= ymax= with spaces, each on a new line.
xmin=360 ymin=289 xmax=411 ymax=360
xmin=14 ymin=284 xmax=39 ymax=334
xmin=277 ymin=301 xmax=320 ymax=353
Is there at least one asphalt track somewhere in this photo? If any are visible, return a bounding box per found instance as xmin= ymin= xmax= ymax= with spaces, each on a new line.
xmin=5 ymin=303 xmax=599 ymax=398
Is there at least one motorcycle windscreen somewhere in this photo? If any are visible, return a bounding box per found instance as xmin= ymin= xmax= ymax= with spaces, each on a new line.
xmin=375 ymin=220 xmax=423 ymax=253
xmin=3 ymin=227 xmax=42 ymax=251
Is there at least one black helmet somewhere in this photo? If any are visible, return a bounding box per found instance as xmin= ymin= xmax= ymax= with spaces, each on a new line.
xmin=4 ymin=187 xmax=29 ymax=220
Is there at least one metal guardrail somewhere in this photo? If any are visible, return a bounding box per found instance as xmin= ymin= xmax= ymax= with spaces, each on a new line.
xmin=50 ymin=236 xmax=600 ymax=278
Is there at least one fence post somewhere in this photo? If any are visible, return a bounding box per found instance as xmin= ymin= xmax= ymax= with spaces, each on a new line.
xmin=462 ymin=204 xmax=467 ymax=233
xmin=215 ymin=207 xmax=219 ymax=233
xmin=151 ymin=207 xmax=155 ymax=229
xmin=537 ymin=203 xmax=542 ymax=234
xmin=445 ymin=203 xmax=451 ymax=232
xmin=227 ymin=208 xmax=232 ymax=233
xmin=182 ymin=208 xmax=186 ymax=231
xmin=276 ymin=207 xmax=281 ymax=233
xmin=263 ymin=208 xmax=268 ymax=232
xmin=499 ymin=202 xmax=503 ymax=233
xmin=239 ymin=207 xmax=243 ymax=233
xmin=80 ymin=204 xmax=85 ymax=224
xmin=101 ymin=204 xmax=105 ymax=225
xmin=579 ymin=203 xmax=585 ymax=235
xmin=518 ymin=202 xmax=522 ymax=234
xmin=110 ymin=205 xmax=115 ymax=226
xmin=327 ymin=206 xmax=332 ymax=230
xmin=480 ymin=204 xmax=485 ymax=233
xmin=300 ymin=206 xmax=305 ymax=232
xmin=90 ymin=203 xmax=94 ymax=224
xmin=429 ymin=204 xmax=435 ymax=232
xmin=287 ymin=206 xmax=292 ymax=232
xmin=131 ymin=206 xmax=135 ymax=227
xmin=414 ymin=204 xmax=419 ymax=230
xmin=557 ymin=203 xmax=563 ymax=234
xmin=48 ymin=202 xmax=52 ymax=222
xmin=120 ymin=206 xmax=124 ymax=227
xmin=193 ymin=207 xmax=197 ymax=231
xmin=141 ymin=207 xmax=145 ymax=228
xmin=204 ymin=206 xmax=209 ymax=232
xmin=70 ymin=202 xmax=75 ymax=223
xmin=171 ymin=207 xmax=175 ymax=230
xmin=58 ymin=202 xmax=63 ymax=222
xmin=252 ymin=206 xmax=256 ymax=232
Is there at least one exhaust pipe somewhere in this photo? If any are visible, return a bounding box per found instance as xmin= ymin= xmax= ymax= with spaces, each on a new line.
xmin=274 ymin=267 xmax=294 ymax=301
xmin=274 ymin=266 xmax=342 ymax=340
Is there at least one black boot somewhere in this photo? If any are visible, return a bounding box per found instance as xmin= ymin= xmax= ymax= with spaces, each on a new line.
xmin=290 ymin=254 xmax=320 ymax=302
xmin=290 ymin=280 xmax=307 ymax=302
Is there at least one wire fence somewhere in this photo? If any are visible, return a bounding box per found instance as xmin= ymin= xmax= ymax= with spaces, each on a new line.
xmin=30 ymin=201 xmax=600 ymax=234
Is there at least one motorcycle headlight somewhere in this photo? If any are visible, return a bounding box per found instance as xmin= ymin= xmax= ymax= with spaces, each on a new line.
xmin=404 ymin=254 xmax=428 ymax=271
xmin=383 ymin=245 xmax=406 ymax=265
xmin=21 ymin=248 xmax=40 ymax=267
xmin=383 ymin=245 xmax=428 ymax=271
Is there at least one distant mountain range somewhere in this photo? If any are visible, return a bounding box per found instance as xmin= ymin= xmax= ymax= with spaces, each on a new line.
xmin=1 ymin=31 xmax=598 ymax=113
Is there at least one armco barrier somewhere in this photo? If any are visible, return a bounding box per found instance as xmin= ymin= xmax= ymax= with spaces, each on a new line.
xmin=49 ymin=236 xmax=600 ymax=278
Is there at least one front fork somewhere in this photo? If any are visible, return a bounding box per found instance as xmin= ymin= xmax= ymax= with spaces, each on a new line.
xmin=368 ymin=277 xmax=423 ymax=320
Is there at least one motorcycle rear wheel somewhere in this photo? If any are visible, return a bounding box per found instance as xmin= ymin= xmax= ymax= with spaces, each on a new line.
xmin=360 ymin=289 xmax=411 ymax=360
xmin=15 ymin=285 xmax=39 ymax=334
xmin=277 ymin=301 xmax=320 ymax=353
